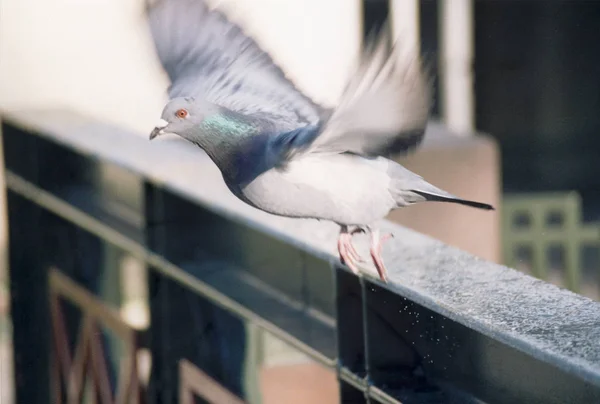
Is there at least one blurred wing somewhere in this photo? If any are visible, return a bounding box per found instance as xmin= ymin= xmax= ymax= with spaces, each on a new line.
xmin=308 ymin=31 xmax=433 ymax=157
xmin=147 ymin=0 xmax=325 ymax=128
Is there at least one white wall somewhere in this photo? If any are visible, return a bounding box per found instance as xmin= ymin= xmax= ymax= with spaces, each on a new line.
xmin=0 ymin=0 xmax=361 ymax=135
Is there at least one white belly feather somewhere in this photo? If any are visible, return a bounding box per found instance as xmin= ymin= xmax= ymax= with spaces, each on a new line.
xmin=240 ymin=154 xmax=396 ymax=225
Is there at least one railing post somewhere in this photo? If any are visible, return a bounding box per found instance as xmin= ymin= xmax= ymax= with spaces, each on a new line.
xmin=145 ymin=184 xmax=178 ymax=404
xmin=8 ymin=192 xmax=51 ymax=404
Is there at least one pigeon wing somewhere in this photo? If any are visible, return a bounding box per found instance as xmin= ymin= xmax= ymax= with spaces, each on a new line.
xmin=312 ymin=30 xmax=433 ymax=157
xmin=147 ymin=0 xmax=326 ymax=128
xmin=268 ymin=29 xmax=433 ymax=163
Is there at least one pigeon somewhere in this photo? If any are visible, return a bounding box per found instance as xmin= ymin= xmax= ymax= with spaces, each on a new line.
xmin=147 ymin=0 xmax=494 ymax=282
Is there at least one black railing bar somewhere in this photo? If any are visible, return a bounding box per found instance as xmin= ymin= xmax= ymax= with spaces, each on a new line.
xmin=332 ymin=260 xmax=346 ymax=401
xmin=360 ymin=275 xmax=374 ymax=399
xmin=181 ymin=259 xmax=337 ymax=341
xmin=367 ymin=386 xmax=401 ymax=404
xmin=339 ymin=366 xmax=367 ymax=391
xmin=96 ymin=192 xmax=144 ymax=229
xmin=146 ymin=254 xmax=335 ymax=368
xmin=5 ymin=171 xmax=148 ymax=257
xmin=5 ymin=170 xmax=335 ymax=369
xmin=223 ymin=266 xmax=336 ymax=328
xmin=299 ymin=252 xmax=311 ymax=330
xmin=424 ymin=380 xmax=487 ymax=404
xmin=367 ymin=386 xmax=473 ymax=404
xmin=305 ymin=305 xmax=336 ymax=329
xmin=63 ymin=187 xmax=144 ymax=243
xmin=367 ymin=386 xmax=467 ymax=404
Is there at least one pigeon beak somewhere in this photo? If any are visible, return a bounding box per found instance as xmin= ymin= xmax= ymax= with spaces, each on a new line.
xmin=149 ymin=119 xmax=169 ymax=140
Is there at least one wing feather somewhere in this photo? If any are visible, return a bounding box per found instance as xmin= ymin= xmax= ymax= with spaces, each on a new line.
xmin=263 ymin=30 xmax=433 ymax=167
xmin=309 ymin=30 xmax=433 ymax=157
xmin=147 ymin=0 xmax=326 ymax=129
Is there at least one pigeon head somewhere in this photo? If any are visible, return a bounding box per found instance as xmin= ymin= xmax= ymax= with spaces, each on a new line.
xmin=149 ymin=96 xmax=262 ymax=176
xmin=149 ymin=97 xmax=221 ymax=141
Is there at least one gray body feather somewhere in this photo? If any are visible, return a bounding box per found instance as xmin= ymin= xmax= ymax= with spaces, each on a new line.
xmin=148 ymin=0 xmax=493 ymax=228
xmin=233 ymin=154 xmax=490 ymax=226
xmin=231 ymin=155 xmax=397 ymax=225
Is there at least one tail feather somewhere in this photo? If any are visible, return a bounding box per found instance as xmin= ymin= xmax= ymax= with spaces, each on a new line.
xmin=413 ymin=190 xmax=495 ymax=211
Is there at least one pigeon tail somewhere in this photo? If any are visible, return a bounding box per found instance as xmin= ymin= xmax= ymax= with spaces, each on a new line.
xmin=412 ymin=190 xmax=495 ymax=211
xmin=387 ymin=162 xmax=494 ymax=211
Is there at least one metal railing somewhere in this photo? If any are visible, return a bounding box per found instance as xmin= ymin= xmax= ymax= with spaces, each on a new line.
xmin=2 ymin=110 xmax=600 ymax=404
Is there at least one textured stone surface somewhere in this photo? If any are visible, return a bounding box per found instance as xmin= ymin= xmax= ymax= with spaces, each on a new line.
xmin=3 ymin=109 xmax=600 ymax=386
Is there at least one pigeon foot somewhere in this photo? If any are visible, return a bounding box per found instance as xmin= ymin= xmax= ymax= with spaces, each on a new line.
xmin=338 ymin=225 xmax=366 ymax=274
xmin=369 ymin=229 xmax=393 ymax=283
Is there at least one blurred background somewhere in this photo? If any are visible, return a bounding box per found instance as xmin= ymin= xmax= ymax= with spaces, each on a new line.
xmin=0 ymin=0 xmax=599 ymax=403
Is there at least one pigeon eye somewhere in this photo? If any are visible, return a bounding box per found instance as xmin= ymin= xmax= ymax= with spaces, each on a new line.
xmin=176 ymin=109 xmax=188 ymax=119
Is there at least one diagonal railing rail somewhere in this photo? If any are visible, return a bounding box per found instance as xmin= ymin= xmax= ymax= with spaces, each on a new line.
xmin=2 ymin=109 xmax=600 ymax=404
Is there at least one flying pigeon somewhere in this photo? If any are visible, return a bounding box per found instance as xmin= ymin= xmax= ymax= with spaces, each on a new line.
xmin=147 ymin=0 xmax=494 ymax=282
